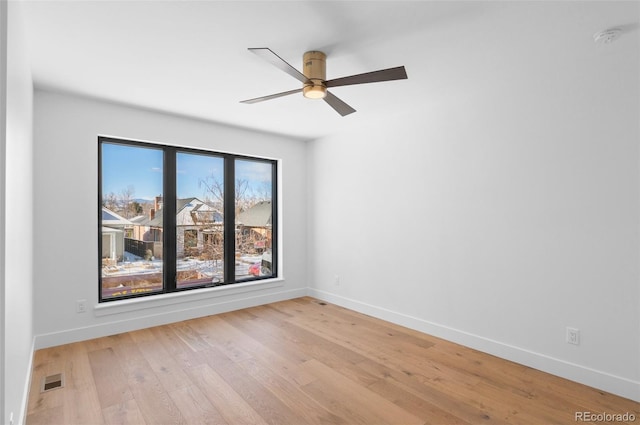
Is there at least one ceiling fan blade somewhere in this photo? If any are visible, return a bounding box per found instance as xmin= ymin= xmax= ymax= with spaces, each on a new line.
xmin=240 ymin=88 xmax=302 ymax=104
xmin=324 ymin=91 xmax=356 ymax=116
xmin=326 ymin=66 xmax=407 ymax=88
xmin=248 ymin=48 xmax=309 ymax=84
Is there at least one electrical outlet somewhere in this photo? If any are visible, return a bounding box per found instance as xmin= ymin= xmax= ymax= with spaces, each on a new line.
xmin=10 ymin=411 xmax=14 ymax=425
xmin=334 ymin=275 xmax=340 ymax=286
xmin=566 ymin=327 xmax=580 ymax=345
xmin=76 ymin=299 xmax=87 ymax=313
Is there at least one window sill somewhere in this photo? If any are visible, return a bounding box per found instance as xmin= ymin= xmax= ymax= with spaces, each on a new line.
xmin=94 ymin=277 xmax=285 ymax=317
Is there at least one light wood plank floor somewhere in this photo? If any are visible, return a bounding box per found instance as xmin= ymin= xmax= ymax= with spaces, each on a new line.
xmin=27 ymin=297 xmax=639 ymax=424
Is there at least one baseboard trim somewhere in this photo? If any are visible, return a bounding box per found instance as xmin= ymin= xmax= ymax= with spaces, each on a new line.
xmin=308 ymin=288 xmax=640 ymax=402
xmin=34 ymin=287 xmax=307 ymax=350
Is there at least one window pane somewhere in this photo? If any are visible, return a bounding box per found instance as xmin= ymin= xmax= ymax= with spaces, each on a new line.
xmin=235 ymin=159 xmax=274 ymax=280
xmin=101 ymin=143 xmax=164 ymax=299
xmin=176 ymin=152 xmax=225 ymax=288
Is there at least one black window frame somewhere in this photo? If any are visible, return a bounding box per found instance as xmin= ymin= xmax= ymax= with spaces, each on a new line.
xmin=98 ymin=136 xmax=278 ymax=303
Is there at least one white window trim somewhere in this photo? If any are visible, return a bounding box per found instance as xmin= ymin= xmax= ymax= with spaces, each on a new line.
xmin=94 ymin=277 xmax=284 ymax=317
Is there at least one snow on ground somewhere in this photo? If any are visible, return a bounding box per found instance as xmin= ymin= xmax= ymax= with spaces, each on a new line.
xmin=104 ymin=252 xmax=263 ymax=279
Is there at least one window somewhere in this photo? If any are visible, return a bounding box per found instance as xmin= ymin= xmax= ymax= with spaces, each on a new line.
xmin=235 ymin=159 xmax=275 ymax=280
xmin=98 ymin=137 xmax=277 ymax=302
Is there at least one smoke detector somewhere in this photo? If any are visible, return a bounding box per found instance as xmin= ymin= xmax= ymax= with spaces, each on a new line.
xmin=593 ymin=28 xmax=622 ymax=44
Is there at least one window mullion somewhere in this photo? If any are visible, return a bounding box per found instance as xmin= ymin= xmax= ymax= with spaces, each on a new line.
xmin=224 ymin=156 xmax=235 ymax=284
xmin=164 ymin=148 xmax=177 ymax=291
xmin=224 ymin=156 xmax=236 ymax=284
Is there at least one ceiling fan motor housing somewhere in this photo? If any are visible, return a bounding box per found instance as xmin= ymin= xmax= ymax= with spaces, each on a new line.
xmin=303 ymin=51 xmax=327 ymax=99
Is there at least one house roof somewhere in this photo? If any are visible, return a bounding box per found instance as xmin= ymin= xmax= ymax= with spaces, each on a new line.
xmin=237 ymin=201 xmax=272 ymax=228
xmin=102 ymin=207 xmax=132 ymax=228
xmin=147 ymin=197 xmax=223 ymax=227
xmin=101 ymin=226 xmax=123 ymax=234
xmin=130 ymin=215 xmax=150 ymax=226
xmin=177 ymin=197 xmax=197 ymax=211
xmin=147 ymin=215 xmax=163 ymax=227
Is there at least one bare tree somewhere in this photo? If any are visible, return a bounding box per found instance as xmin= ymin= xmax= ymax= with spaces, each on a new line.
xmin=234 ymin=178 xmax=249 ymax=214
xmin=103 ymin=192 xmax=118 ymax=211
xmin=120 ymin=185 xmax=135 ymax=218
xmin=257 ymin=181 xmax=271 ymax=203
xmin=199 ymin=175 xmax=252 ymax=215
xmin=199 ymin=175 xmax=224 ymax=208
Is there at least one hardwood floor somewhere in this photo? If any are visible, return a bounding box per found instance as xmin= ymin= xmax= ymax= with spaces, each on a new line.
xmin=26 ymin=297 xmax=639 ymax=424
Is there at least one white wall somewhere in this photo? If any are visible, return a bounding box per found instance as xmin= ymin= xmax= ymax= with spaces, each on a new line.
xmin=3 ymin=1 xmax=35 ymax=424
xmin=308 ymin=2 xmax=640 ymax=401
xmin=32 ymin=90 xmax=308 ymax=348
xmin=0 ymin=2 xmax=7 ymax=422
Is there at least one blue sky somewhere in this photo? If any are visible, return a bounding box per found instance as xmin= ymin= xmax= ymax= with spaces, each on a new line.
xmin=177 ymin=152 xmax=224 ymax=199
xmin=102 ymin=143 xmax=163 ymax=200
xmin=102 ymin=143 xmax=272 ymax=201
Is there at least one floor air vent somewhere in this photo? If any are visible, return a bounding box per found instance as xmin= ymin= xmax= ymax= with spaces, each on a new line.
xmin=41 ymin=373 xmax=64 ymax=392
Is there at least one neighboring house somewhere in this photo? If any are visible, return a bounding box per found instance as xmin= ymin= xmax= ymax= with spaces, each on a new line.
xmin=237 ymin=201 xmax=273 ymax=253
xmin=101 ymin=207 xmax=133 ymax=262
xmin=130 ymin=195 xmax=163 ymax=243
xmin=133 ymin=197 xmax=224 ymax=258
xmin=129 ymin=214 xmax=151 ymax=241
xmin=176 ymin=197 xmax=224 ymax=257
xmin=107 ymin=198 xmax=271 ymax=261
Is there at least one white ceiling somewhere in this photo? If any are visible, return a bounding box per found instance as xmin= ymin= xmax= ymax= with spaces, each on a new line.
xmin=18 ymin=1 xmax=639 ymax=140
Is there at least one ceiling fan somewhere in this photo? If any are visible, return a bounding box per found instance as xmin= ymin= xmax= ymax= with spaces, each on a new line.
xmin=240 ymin=48 xmax=408 ymax=116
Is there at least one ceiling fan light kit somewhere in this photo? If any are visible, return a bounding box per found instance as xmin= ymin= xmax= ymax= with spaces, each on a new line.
xmin=241 ymin=48 xmax=408 ymax=116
